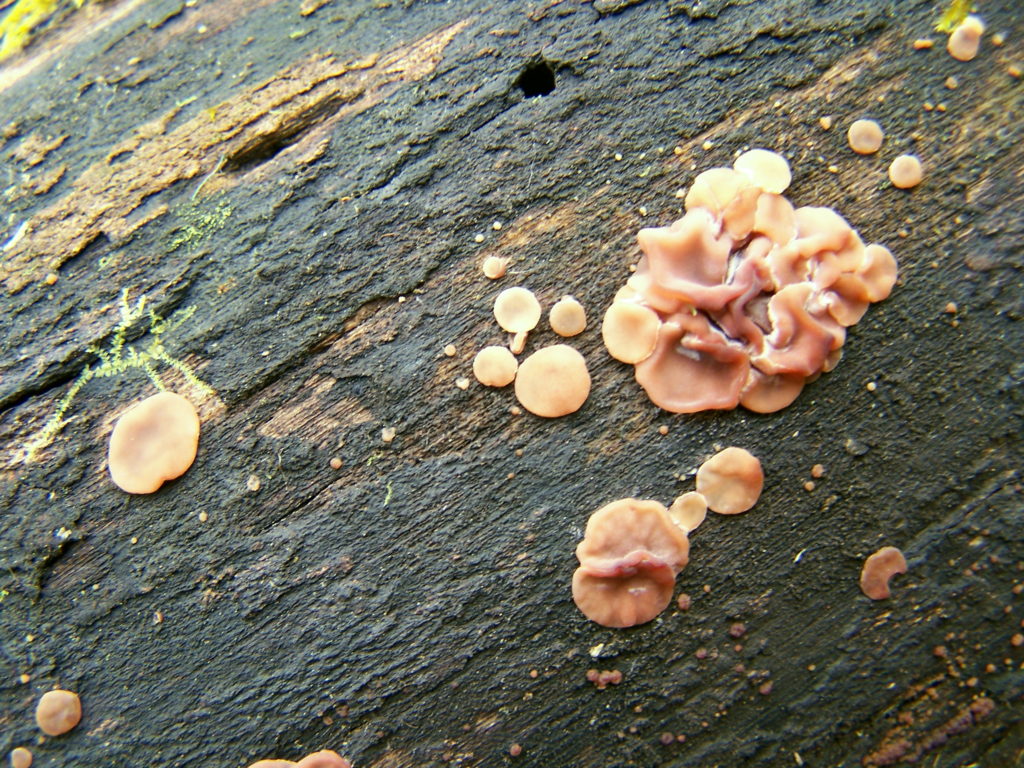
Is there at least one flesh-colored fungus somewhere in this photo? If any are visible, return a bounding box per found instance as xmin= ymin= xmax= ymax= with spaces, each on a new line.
xmin=493 ymin=287 xmax=541 ymax=333
xmin=247 ymin=751 xmax=351 ymax=768
xmin=9 ymin=748 xmax=32 ymax=768
xmin=601 ymin=158 xmax=896 ymax=412
xmin=572 ymin=499 xmax=690 ymax=627
xmin=733 ymin=149 xmax=791 ymax=195
xmin=947 ymin=15 xmax=985 ymax=61
xmin=860 ymin=546 xmax=908 ymax=600
xmin=847 ymin=119 xmax=884 ymax=154
xmin=35 ymin=689 xmax=81 ymax=736
xmin=549 ymin=296 xmax=587 ymax=337
xmin=696 ymin=447 xmax=763 ymax=515
xmin=510 ymin=331 xmax=528 ymax=355
xmin=668 ymin=491 xmax=707 ymax=533
xmin=107 ymin=392 xmax=200 ymax=494
xmin=472 ymin=346 xmax=518 ymax=387
xmin=514 ymin=345 xmax=591 ymax=418
xmin=601 ymin=301 xmax=660 ymax=364
xmin=482 ymin=256 xmax=509 ymax=280
xmin=888 ymin=155 xmax=924 ymax=189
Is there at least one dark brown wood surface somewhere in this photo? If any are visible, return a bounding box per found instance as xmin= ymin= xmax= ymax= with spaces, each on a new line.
xmin=1 ymin=1 xmax=1022 ymax=766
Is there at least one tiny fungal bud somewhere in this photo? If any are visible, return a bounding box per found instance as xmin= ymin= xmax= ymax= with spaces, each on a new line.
xmin=818 ymin=116 xmax=833 ymax=131
xmin=443 ymin=344 xmax=457 ymax=357
xmin=455 ymin=377 xmax=470 ymax=390
xmin=329 ymin=457 xmax=343 ymax=470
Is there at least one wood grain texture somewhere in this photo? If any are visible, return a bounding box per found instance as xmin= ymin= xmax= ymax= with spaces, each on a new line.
xmin=1 ymin=1 xmax=1021 ymax=767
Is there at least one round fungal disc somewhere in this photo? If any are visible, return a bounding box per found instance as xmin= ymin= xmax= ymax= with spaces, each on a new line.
xmin=493 ymin=287 xmax=542 ymax=333
xmin=696 ymin=447 xmax=764 ymax=514
xmin=601 ymin=301 xmax=661 ymax=364
xmin=472 ymin=345 xmax=518 ymax=387
xmin=733 ymin=149 xmax=792 ymax=194
xmin=888 ymin=154 xmax=923 ymax=189
xmin=847 ymin=119 xmax=884 ymax=154
xmin=514 ymin=344 xmax=591 ymax=417
xmin=549 ymin=296 xmax=587 ymax=337
xmin=107 ymin=391 xmax=201 ymax=494
xmin=35 ymin=689 xmax=81 ymax=736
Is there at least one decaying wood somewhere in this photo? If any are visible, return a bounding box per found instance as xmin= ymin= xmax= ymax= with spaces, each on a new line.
xmin=1 ymin=1 xmax=1021 ymax=767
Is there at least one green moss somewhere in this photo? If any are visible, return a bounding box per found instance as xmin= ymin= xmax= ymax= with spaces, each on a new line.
xmin=170 ymin=196 xmax=233 ymax=251
xmin=0 ymin=0 xmax=86 ymax=60
xmin=23 ymin=287 xmax=216 ymax=462
xmin=935 ymin=0 xmax=975 ymax=33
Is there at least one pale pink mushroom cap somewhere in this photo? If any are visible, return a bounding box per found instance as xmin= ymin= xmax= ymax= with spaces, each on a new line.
xmin=601 ymin=301 xmax=661 ymax=364
xmin=888 ymin=155 xmax=924 ymax=189
xmin=696 ymin=447 xmax=764 ymax=514
xmin=668 ymin=491 xmax=707 ymax=533
xmin=847 ymin=119 xmax=884 ymax=154
xmin=549 ymin=296 xmax=587 ymax=337
xmin=472 ymin=346 xmax=518 ymax=387
xmin=35 ymin=689 xmax=81 ymax=736
xmin=514 ymin=345 xmax=591 ymax=417
xmin=575 ymin=498 xmax=690 ymax=574
xmin=572 ymin=558 xmax=676 ymax=628
xmin=107 ymin=392 xmax=200 ymax=494
xmin=860 ymin=546 xmax=908 ymax=600
xmin=9 ymin=747 xmax=32 ymax=768
xmin=947 ymin=15 xmax=985 ymax=61
xmin=733 ymin=149 xmax=792 ymax=194
xmin=493 ymin=287 xmax=542 ymax=333
xmin=296 ymin=751 xmax=352 ymax=768
xmin=248 ymin=761 xmax=297 ymax=768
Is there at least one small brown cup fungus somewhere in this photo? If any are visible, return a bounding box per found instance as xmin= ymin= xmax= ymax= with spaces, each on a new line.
xmin=514 ymin=345 xmax=591 ymax=418
xmin=493 ymin=287 xmax=542 ymax=333
xmin=847 ymin=119 xmax=884 ymax=155
xmin=549 ymin=296 xmax=587 ymax=337
xmin=472 ymin=346 xmax=518 ymax=387
xmin=107 ymin=391 xmax=200 ymax=494
xmin=947 ymin=15 xmax=985 ymax=61
xmin=860 ymin=546 xmax=908 ymax=600
xmin=695 ymin=447 xmax=763 ymax=515
xmin=572 ymin=499 xmax=690 ymax=628
xmin=888 ymin=155 xmax=923 ymax=189
xmin=35 ymin=689 xmax=81 ymax=736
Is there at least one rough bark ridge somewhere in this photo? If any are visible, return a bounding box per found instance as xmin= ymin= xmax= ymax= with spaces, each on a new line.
xmin=0 ymin=1 xmax=1021 ymax=767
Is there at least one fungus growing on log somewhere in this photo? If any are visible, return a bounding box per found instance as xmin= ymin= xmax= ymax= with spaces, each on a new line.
xmin=696 ymin=447 xmax=763 ymax=515
xmin=601 ymin=151 xmax=897 ymax=412
xmin=35 ymin=689 xmax=81 ymax=736
xmin=947 ymin=15 xmax=985 ymax=61
xmin=472 ymin=346 xmax=518 ymax=387
xmin=668 ymin=491 xmax=707 ymax=533
xmin=888 ymin=155 xmax=924 ymax=189
xmin=107 ymin=392 xmax=200 ymax=493
xmin=549 ymin=296 xmax=587 ymax=337
xmin=246 ymin=750 xmax=351 ymax=768
xmin=9 ymin=747 xmax=32 ymax=768
xmin=514 ymin=345 xmax=591 ymax=417
xmin=493 ymin=287 xmax=541 ymax=333
xmin=847 ymin=120 xmax=885 ymax=154
xmin=860 ymin=546 xmax=908 ymax=600
xmin=572 ymin=499 xmax=689 ymax=627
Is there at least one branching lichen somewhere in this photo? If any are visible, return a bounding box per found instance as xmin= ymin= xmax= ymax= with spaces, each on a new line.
xmin=22 ymin=288 xmax=215 ymax=462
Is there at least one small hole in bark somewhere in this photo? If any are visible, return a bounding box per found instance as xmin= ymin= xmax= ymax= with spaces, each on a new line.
xmin=517 ymin=60 xmax=555 ymax=97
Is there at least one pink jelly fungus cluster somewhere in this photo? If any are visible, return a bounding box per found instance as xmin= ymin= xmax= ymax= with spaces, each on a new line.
xmin=603 ymin=153 xmax=898 ymax=413
xmin=572 ymin=499 xmax=690 ymax=628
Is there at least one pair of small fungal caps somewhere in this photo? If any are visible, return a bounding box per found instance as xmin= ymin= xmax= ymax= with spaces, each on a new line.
xmin=472 ymin=287 xmax=591 ymax=417
xmin=601 ymin=148 xmax=897 ymax=414
xmin=572 ymin=448 xmax=763 ymax=628
xmin=247 ymin=750 xmax=350 ymax=768
xmin=107 ymin=391 xmax=200 ymax=493
xmin=847 ymin=120 xmax=924 ymax=190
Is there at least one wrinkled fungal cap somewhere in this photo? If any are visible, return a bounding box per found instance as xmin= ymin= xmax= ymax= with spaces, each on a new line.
xmin=108 ymin=392 xmax=200 ymax=494
xmin=696 ymin=447 xmax=764 ymax=514
xmin=549 ymin=296 xmax=587 ymax=337
xmin=601 ymin=301 xmax=661 ymax=364
xmin=888 ymin=155 xmax=923 ymax=189
xmin=684 ymin=168 xmax=752 ymax=216
xmin=576 ymin=498 xmax=690 ymax=574
xmin=10 ymin=747 xmax=32 ymax=768
xmin=948 ymin=15 xmax=985 ymax=61
xmin=514 ymin=344 xmax=591 ymax=418
xmin=572 ymin=559 xmax=676 ymax=628
xmin=860 ymin=546 xmax=908 ymax=600
xmin=733 ymin=149 xmax=792 ymax=194
xmin=739 ymin=370 xmax=805 ymax=413
xmin=493 ymin=287 xmax=541 ymax=333
xmin=472 ymin=346 xmax=518 ymax=387
xmin=35 ymin=689 xmax=81 ymax=736
xmin=668 ymin=491 xmax=707 ymax=533
xmin=847 ymin=119 xmax=884 ymax=154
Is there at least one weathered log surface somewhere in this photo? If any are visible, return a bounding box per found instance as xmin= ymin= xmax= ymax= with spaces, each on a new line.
xmin=1 ymin=1 xmax=1022 ymax=766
